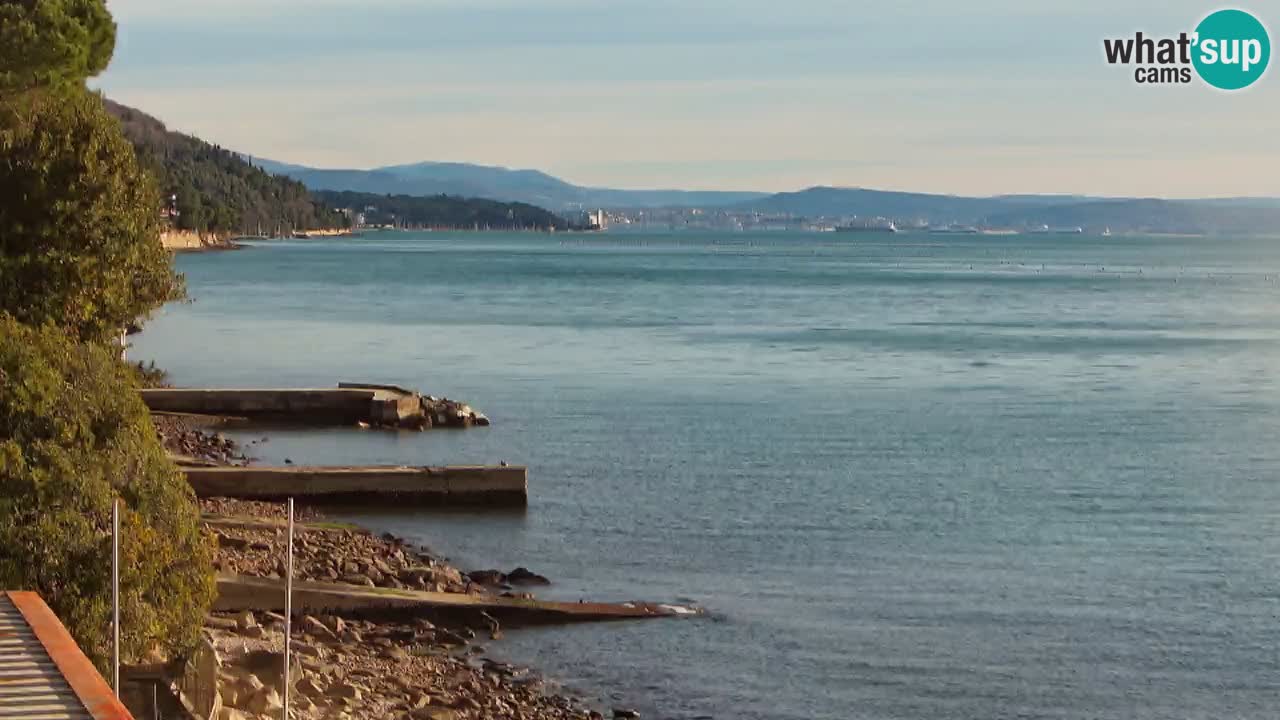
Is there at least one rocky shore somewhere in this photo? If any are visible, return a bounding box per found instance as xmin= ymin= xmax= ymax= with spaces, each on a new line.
xmin=154 ymin=414 xmax=250 ymax=466
xmin=198 ymin=499 xmax=623 ymax=720
xmin=148 ymin=391 xmax=646 ymax=719
xmin=205 ymin=609 xmax=602 ymax=720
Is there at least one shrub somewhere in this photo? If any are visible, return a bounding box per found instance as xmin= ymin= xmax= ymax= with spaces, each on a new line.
xmin=0 ymin=316 xmax=214 ymax=669
xmin=0 ymin=86 xmax=183 ymax=344
xmin=0 ymin=0 xmax=116 ymax=93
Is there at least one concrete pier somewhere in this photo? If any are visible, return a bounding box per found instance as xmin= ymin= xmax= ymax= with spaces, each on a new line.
xmin=183 ymin=465 xmax=528 ymax=506
xmin=213 ymin=575 xmax=699 ymax=626
xmin=140 ymin=385 xmax=425 ymax=427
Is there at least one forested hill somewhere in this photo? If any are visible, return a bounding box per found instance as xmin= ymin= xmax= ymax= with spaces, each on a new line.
xmin=105 ymin=100 xmax=348 ymax=234
xmin=313 ymin=190 xmax=570 ymax=231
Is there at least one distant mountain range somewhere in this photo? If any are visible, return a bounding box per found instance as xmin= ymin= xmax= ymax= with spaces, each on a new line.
xmin=257 ymin=159 xmax=1280 ymax=235
xmin=255 ymin=159 xmax=767 ymax=211
xmin=737 ymin=188 xmax=1280 ymax=235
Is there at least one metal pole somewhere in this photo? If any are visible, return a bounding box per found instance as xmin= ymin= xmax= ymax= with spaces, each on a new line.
xmin=112 ymin=498 xmax=120 ymax=697
xmin=282 ymin=498 xmax=294 ymax=720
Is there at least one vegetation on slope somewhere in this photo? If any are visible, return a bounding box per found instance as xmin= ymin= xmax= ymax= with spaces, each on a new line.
xmin=0 ymin=90 xmax=183 ymax=344
xmin=106 ymin=100 xmax=349 ymax=235
xmin=315 ymin=189 xmax=573 ymax=230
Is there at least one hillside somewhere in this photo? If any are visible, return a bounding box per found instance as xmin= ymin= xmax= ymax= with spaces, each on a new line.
xmin=737 ymin=187 xmax=1280 ymax=235
xmin=105 ymin=101 xmax=347 ymax=234
xmin=257 ymin=159 xmax=769 ymax=210
xmin=313 ymin=190 xmax=571 ymax=231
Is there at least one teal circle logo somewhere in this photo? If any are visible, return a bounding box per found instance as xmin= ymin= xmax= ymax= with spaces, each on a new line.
xmin=1192 ymin=9 xmax=1270 ymax=90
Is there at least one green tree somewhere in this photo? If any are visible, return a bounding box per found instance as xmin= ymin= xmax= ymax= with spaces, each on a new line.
xmin=0 ymin=316 xmax=215 ymax=669
xmin=0 ymin=87 xmax=184 ymax=344
xmin=0 ymin=0 xmax=116 ymax=93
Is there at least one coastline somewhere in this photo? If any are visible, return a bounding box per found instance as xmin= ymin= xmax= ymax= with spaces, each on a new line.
xmin=161 ymin=229 xmax=243 ymax=253
xmin=155 ymin=401 xmax=647 ymax=719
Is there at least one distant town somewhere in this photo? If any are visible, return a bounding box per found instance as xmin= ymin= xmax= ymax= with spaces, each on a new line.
xmin=563 ymin=208 xmax=1086 ymax=235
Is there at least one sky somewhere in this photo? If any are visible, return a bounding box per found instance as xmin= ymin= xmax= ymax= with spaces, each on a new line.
xmin=95 ymin=0 xmax=1278 ymax=198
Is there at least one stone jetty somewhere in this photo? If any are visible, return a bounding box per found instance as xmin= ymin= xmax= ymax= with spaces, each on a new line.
xmin=140 ymin=382 xmax=489 ymax=429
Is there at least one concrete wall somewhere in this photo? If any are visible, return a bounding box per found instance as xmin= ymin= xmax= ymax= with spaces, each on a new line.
xmin=213 ymin=575 xmax=688 ymax=626
xmin=183 ymin=465 xmax=528 ymax=506
xmin=141 ymin=388 xmax=381 ymax=424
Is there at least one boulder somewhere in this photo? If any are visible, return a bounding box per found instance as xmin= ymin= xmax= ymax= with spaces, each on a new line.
xmin=304 ymin=615 xmax=336 ymax=640
xmin=246 ymin=687 xmax=283 ymax=715
xmin=340 ymin=573 xmax=375 ymax=587
xmin=506 ymin=567 xmax=550 ymax=585
xmin=328 ymin=682 xmax=363 ymax=701
xmin=466 ymin=569 xmax=506 ymax=586
xmin=381 ymin=645 xmax=410 ymax=662
xmin=412 ymin=709 xmax=458 ymax=720
xmin=205 ymin=615 xmax=239 ymax=631
xmin=295 ymin=676 xmax=324 ymax=697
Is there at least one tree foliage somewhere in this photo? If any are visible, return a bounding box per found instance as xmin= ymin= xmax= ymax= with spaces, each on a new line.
xmin=0 ymin=0 xmax=115 ymax=93
xmin=0 ymin=317 xmax=215 ymax=670
xmin=106 ymin=101 xmax=349 ymax=234
xmin=0 ymin=88 xmax=183 ymax=344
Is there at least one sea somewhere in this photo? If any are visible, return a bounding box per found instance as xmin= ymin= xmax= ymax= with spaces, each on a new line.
xmin=134 ymin=231 xmax=1280 ymax=720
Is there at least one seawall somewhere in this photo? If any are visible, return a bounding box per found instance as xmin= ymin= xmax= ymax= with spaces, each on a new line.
xmin=183 ymin=465 xmax=529 ymax=506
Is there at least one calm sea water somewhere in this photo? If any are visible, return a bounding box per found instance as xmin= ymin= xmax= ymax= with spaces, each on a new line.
xmin=135 ymin=231 xmax=1280 ymax=720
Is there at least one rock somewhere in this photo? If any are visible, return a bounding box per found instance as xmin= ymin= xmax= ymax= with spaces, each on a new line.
xmin=217 ymin=683 xmax=239 ymax=709
xmin=328 ymin=682 xmax=363 ymax=701
xmin=409 ymin=693 xmax=433 ymax=709
xmin=239 ymin=671 xmax=265 ymax=690
xmin=613 ymin=709 xmax=641 ymax=719
xmin=216 ymin=708 xmax=248 ymax=720
xmin=466 ymin=569 xmax=506 ymax=586
xmin=381 ymin=645 xmax=410 ymax=662
xmin=340 ymin=573 xmax=375 ymax=587
xmin=322 ymin=616 xmax=347 ymax=637
xmin=436 ymin=629 xmax=469 ymax=647
xmin=412 ymin=709 xmax=458 ymax=720
xmin=234 ymin=610 xmax=257 ymax=630
xmin=295 ymin=676 xmax=324 ymax=697
xmin=205 ymin=615 xmax=239 ymax=631
xmin=293 ymin=642 xmax=323 ymax=658
xmin=216 ymin=533 xmax=250 ymax=551
xmin=240 ymin=625 xmax=265 ymax=639
xmin=304 ymin=615 xmax=336 ymax=640
xmin=246 ymin=687 xmax=283 ymax=715
xmin=507 ymin=567 xmax=550 ymax=585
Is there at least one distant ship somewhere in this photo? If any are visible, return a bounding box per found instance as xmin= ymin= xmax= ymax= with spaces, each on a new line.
xmin=1028 ymin=224 xmax=1084 ymax=235
xmin=928 ymin=224 xmax=979 ymax=235
xmin=836 ymin=220 xmax=897 ymax=233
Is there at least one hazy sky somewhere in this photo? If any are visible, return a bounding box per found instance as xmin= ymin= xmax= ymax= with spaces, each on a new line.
xmin=96 ymin=0 xmax=1278 ymax=197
